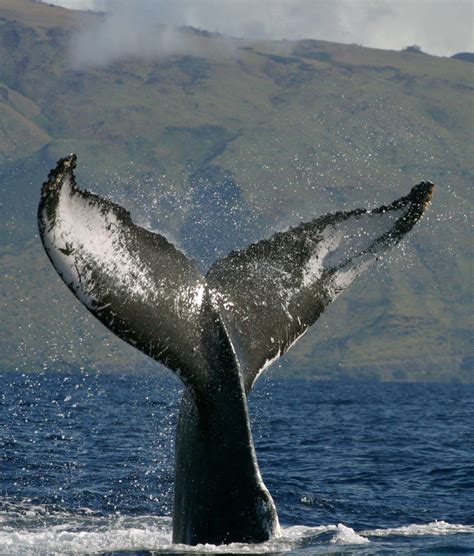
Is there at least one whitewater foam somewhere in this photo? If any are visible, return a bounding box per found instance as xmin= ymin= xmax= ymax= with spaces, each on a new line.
xmin=2 ymin=507 xmax=472 ymax=556
xmin=0 ymin=509 xmax=369 ymax=555
xmin=362 ymin=520 xmax=474 ymax=537
xmin=331 ymin=523 xmax=370 ymax=544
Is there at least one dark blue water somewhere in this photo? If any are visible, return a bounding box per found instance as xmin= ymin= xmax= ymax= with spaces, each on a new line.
xmin=1 ymin=371 xmax=473 ymax=554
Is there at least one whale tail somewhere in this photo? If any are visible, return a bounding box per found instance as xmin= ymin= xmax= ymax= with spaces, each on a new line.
xmin=38 ymin=154 xmax=433 ymax=545
xmin=38 ymin=154 xmax=433 ymax=391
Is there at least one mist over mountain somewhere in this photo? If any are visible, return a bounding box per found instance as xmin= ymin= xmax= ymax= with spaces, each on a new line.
xmin=42 ymin=0 xmax=474 ymax=58
xmin=1 ymin=0 xmax=472 ymax=382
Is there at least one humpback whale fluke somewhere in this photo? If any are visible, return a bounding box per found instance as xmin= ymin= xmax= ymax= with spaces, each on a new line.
xmin=38 ymin=154 xmax=433 ymax=545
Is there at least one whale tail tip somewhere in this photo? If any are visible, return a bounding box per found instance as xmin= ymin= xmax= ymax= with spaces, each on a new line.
xmin=409 ymin=180 xmax=435 ymax=209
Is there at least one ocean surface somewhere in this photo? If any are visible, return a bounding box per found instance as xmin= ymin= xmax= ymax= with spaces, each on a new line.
xmin=1 ymin=371 xmax=473 ymax=555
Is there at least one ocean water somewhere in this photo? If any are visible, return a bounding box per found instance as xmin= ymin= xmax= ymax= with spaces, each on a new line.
xmin=1 ymin=371 xmax=473 ymax=555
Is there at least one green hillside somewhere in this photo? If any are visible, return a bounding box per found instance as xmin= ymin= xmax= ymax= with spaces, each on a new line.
xmin=1 ymin=0 xmax=472 ymax=382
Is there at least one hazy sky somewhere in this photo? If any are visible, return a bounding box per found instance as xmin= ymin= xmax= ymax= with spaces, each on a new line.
xmin=43 ymin=0 xmax=473 ymax=58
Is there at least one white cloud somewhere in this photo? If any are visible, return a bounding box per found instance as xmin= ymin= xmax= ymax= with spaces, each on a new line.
xmin=43 ymin=0 xmax=474 ymax=63
xmin=69 ymin=6 xmax=197 ymax=66
xmin=44 ymin=0 xmax=104 ymax=9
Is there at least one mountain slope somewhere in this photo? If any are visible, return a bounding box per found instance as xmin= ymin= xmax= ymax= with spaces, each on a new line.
xmin=0 ymin=0 xmax=472 ymax=382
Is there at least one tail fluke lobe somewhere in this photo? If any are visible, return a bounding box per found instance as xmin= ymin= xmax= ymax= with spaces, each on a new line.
xmin=38 ymin=154 xmax=207 ymax=391
xmin=207 ymin=182 xmax=434 ymax=393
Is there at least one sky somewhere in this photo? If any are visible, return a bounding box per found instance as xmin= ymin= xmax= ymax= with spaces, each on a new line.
xmin=42 ymin=0 xmax=473 ymax=61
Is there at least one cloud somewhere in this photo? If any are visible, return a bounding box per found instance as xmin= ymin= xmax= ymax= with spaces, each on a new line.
xmin=44 ymin=0 xmax=474 ymax=66
xmin=45 ymin=0 xmax=104 ymax=9
xmin=69 ymin=5 xmax=210 ymax=67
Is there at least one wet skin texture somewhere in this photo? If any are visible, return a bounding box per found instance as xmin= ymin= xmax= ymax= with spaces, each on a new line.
xmin=38 ymin=154 xmax=433 ymax=545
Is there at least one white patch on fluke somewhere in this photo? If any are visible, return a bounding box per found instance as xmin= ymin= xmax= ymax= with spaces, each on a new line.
xmin=260 ymin=349 xmax=282 ymax=374
xmin=302 ymin=227 xmax=343 ymax=287
xmin=42 ymin=176 xmax=156 ymax=308
xmin=302 ymin=205 xmax=408 ymax=292
xmin=177 ymin=283 xmax=206 ymax=317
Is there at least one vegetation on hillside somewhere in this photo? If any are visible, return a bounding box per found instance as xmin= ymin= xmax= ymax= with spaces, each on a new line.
xmin=1 ymin=0 xmax=472 ymax=382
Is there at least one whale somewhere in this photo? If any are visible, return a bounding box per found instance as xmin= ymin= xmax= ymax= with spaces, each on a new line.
xmin=38 ymin=154 xmax=434 ymax=545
